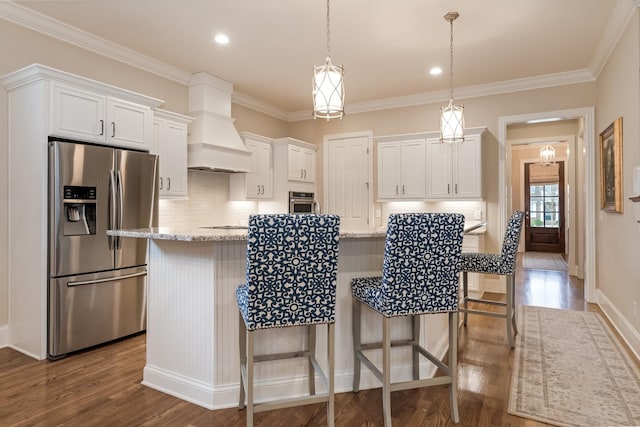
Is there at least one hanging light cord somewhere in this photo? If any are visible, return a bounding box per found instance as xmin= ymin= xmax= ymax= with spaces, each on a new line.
xmin=448 ymin=16 xmax=455 ymax=101
xmin=326 ymin=0 xmax=331 ymax=59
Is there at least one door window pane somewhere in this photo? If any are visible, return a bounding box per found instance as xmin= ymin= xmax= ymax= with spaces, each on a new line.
xmin=529 ymin=183 xmax=559 ymax=228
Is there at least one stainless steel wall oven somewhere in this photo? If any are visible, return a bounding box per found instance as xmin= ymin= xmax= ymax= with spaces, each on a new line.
xmin=288 ymin=191 xmax=319 ymax=214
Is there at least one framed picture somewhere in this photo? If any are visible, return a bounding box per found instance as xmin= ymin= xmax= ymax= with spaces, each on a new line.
xmin=599 ymin=117 xmax=623 ymax=213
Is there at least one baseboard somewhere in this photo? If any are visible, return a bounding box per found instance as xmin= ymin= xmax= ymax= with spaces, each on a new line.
xmin=0 ymin=324 xmax=7 ymax=348
xmin=596 ymin=289 xmax=640 ymax=361
xmin=143 ymin=329 xmax=451 ymax=411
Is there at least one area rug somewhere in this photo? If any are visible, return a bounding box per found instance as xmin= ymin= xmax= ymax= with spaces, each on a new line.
xmin=509 ymin=305 xmax=640 ymax=426
xmin=522 ymin=252 xmax=567 ymax=271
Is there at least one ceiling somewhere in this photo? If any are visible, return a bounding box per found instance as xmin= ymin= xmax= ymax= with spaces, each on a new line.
xmin=3 ymin=1 xmax=628 ymax=118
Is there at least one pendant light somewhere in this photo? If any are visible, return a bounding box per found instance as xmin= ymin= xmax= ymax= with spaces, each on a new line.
xmin=439 ymin=12 xmax=464 ymax=143
xmin=312 ymin=0 xmax=345 ymax=120
xmin=539 ymin=144 xmax=556 ymax=165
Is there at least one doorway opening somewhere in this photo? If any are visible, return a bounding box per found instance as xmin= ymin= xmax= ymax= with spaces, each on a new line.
xmin=524 ymin=161 xmax=565 ymax=253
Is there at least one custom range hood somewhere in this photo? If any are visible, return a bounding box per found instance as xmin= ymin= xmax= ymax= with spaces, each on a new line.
xmin=187 ymin=72 xmax=252 ymax=173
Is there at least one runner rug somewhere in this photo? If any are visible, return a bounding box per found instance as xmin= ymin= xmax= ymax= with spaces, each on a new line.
xmin=522 ymin=252 xmax=567 ymax=271
xmin=508 ymin=305 xmax=640 ymax=426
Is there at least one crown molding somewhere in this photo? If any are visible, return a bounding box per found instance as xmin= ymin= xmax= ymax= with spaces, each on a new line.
xmin=287 ymin=69 xmax=596 ymax=122
xmin=589 ymin=0 xmax=639 ymax=78
xmin=232 ymin=92 xmax=289 ymax=122
xmin=0 ymin=2 xmax=191 ymax=85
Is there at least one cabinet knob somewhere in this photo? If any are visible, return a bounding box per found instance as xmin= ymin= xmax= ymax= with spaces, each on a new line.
xmin=402 ymin=185 xmax=405 ymax=195
xmin=160 ymin=177 xmax=163 ymax=190
xmin=167 ymin=177 xmax=171 ymax=190
xmin=396 ymin=185 xmax=399 ymax=195
xmin=257 ymin=185 xmax=261 ymax=195
xmin=111 ymin=122 xmax=116 ymax=138
xmin=99 ymin=119 xmax=104 ymax=136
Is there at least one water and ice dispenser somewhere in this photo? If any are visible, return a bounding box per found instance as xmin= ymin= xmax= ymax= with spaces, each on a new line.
xmin=63 ymin=186 xmax=97 ymax=236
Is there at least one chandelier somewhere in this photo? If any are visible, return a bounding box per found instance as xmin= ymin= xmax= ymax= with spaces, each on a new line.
xmin=439 ymin=12 xmax=464 ymax=143
xmin=539 ymin=144 xmax=556 ymax=165
xmin=312 ymin=0 xmax=345 ymax=120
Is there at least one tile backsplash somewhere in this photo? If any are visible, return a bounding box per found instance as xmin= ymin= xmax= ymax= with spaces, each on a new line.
xmin=380 ymin=200 xmax=486 ymax=227
xmin=159 ymin=170 xmax=261 ymax=227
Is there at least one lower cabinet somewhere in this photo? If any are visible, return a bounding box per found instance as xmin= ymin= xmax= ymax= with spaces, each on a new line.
xmin=151 ymin=110 xmax=193 ymax=199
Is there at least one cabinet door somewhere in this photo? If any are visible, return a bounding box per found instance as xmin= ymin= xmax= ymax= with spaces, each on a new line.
xmin=400 ymin=139 xmax=426 ymax=198
xmin=377 ymin=142 xmax=401 ymax=199
xmin=288 ymin=145 xmax=303 ymax=181
xmin=426 ymin=138 xmax=453 ymax=198
xmin=454 ymin=134 xmax=482 ymax=199
xmin=50 ymin=83 xmax=106 ymax=143
xmin=107 ymin=98 xmax=152 ymax=150
xmin=301 ymin=147 xmax=315 ymax=182
xmin=152 ymin=118 xmax=188 ymax=199
xmin=245 ymin=140 xmax=273 ymax=199
xmin=162 ymin=121 xmax=188 ymax=197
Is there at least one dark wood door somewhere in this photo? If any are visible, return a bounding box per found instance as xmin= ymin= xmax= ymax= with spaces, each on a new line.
xmin=524 ymin=161 xmax=565 ymax=253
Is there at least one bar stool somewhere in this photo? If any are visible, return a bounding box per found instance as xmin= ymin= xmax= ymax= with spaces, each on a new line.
xmin=459 ymin=210 xmax=524 ymax=348
xmin=351 ymin=213 xmax=465 ymax=427
xmin=236 ymin=214 xmax=341 ymax=427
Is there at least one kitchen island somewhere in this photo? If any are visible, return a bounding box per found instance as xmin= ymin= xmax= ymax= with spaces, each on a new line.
xmin=109 ymin=223 xmax=484 ymax=410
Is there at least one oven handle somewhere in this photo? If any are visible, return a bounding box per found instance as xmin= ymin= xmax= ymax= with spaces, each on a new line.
xmin=67 ymin=271 xmax=147 ymax=287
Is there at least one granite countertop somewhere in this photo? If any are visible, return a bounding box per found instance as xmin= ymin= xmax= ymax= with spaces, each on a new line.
xmin=108 ymin=221 xmax=486 ymax=242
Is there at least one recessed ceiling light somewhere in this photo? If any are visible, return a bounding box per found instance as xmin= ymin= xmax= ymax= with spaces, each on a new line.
xmin=214 ymin=34 xmax=229 ymax=44
xmin=429 ymin=67 xmax=442 ymax=76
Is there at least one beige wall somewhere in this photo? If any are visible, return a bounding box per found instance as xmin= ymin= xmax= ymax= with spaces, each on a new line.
xmin=595 ymin=11 xmax=640 ymax=335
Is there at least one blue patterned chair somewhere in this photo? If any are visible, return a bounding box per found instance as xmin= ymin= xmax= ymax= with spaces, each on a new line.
xmin=459 ymin=210 xmax=524 ymax=348
xmin=236 ymin=214 xmax=340 ymax=427
xmin=351 ymin=213 xmax=465 ymax=427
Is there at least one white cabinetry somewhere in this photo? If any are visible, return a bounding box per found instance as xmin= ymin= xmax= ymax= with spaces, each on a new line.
xmin=230 ymin=133 xmax=274 ymax=200
xmin=152 ymin=110 xmax=193 ymax=199
xmin=0 ymin=64 xmax=163 ymax=359
xmin=51 ymin=82 xmax=155 ymax=150
xmin=287 ymin=143 xmax=316 ymax=183
xmin=377 ymin=138 xmax=426 ymax=199
xmin=426 ymin=129 xmax=483 ymax=199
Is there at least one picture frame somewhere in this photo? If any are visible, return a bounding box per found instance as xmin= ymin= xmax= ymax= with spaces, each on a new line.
xmin=599 ymin=117 xmax=623 ymax=213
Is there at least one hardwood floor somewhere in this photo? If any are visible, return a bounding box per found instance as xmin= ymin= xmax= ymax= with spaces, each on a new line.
xmin=0 ymin=255 xmax=590 ymax=427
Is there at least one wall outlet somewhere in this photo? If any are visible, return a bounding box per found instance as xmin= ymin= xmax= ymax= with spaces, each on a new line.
xmin=474 ymin=210 xmax=482 ymax=220
xmin=633 ymin=301 xmax=638 ymax=319
xmin=375 ymin=208 xmax=382 ymax=218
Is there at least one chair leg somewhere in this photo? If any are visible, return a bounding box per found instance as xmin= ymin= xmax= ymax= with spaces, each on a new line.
xmin=308 ymin=324 xmax=316 ymax=396
xmin=449 ymin=311 xmax=460 ymax=423
xmin=462 ymin=271 xmax=469 ymax=326
xmin=510 ymin=273 xmax=518 ymax=335
xmin=246 ymin=330 xmax=255 ymax=427
xmin=238 ymin=313 xmax=246 ymax=410
xmin=506 ymin=275 xmax=515 ymax=348
xmin=382 ymin=316 xmax=392 ymax=427
xmin=412 ymin=315 xmax=420 ymax=380
xmin=327 ymin=323 xmax=335 ymax=427
xmin=352 ymin=298 xmax=362 ymax=392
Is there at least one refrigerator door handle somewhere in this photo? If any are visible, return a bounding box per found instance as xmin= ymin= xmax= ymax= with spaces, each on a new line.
xmin=67 ymin=271 xmax=147 ymax=287
xmin=108 ymin=170 xmax=117 ymax=251
xmin=116 ymin=170 xmax=123 ymax=250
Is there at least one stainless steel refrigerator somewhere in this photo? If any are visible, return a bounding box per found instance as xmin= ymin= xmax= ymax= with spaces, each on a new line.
xmin=48 ymin=139 xmax=158 ymax=359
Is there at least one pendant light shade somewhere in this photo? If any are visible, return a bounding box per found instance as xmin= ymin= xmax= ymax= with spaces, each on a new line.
xmin=539 ymin=144 xmax=556 ymax=165
xmin=313 ymin=0 xmax=344 ymax=120
xmin=439 ymin=12 xmax=464 ymax=144
xmin=313 ymin=56 xmax=345 ymax=120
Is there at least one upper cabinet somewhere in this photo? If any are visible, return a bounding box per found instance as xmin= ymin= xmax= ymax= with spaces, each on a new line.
xmin=51 ymin=82 xmax=155 ymax=151
xmin=272 ymin=137 xmax=317 ymax=185
xmin=151 ymin=110 xmax=193 ymax=199
xmin=377 ymin=138 xmax=426 ymax=199
xmin=230 ymin=133 xmax=274 ymax=200
xmin=426 ymin=129 xmax=484 ymax=199
xmin=287 ymin=142 xmax=316 ymax=183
